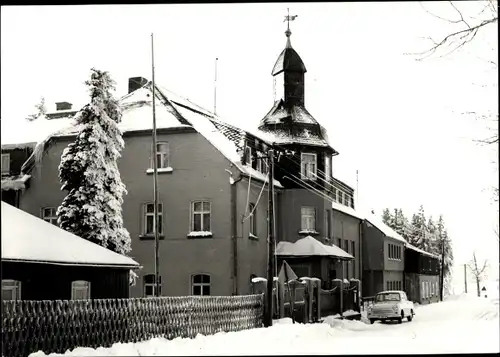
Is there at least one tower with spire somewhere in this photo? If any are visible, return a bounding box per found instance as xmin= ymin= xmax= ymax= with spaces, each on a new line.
xmin=258 ymin=10 xmax=338 ymax=196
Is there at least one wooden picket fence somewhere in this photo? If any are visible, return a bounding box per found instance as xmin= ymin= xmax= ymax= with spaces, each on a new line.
xmin=2 ymin=295 xmax=264 ymax=357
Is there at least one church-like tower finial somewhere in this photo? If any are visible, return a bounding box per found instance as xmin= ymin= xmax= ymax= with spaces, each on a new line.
xmin=284 ymin=8 xmax=297 ymax=48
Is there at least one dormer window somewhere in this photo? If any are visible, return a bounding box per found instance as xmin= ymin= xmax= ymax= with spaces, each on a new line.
xmin=301 ymin=153 xmax=317 ymax=180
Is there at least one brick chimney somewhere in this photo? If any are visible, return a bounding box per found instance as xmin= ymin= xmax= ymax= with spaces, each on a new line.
xmin=56 ymin=102 xmax=72 ymax=111
xmin=128 ymin=77 xmax=148 ymax=94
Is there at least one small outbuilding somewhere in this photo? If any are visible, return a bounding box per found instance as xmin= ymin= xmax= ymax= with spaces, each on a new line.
xmin=276 ymin=235 xmax=354 ymax=289
xmin=1 ymin=202 xmax=140 ymax=301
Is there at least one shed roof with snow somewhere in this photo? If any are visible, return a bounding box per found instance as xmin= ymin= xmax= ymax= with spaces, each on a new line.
xmin=276 ymin=235 xmax=354 ymax=260
xmin=1 ymin=202 xmax=140 ymax=269
xmin=405 ymin=242 xmax=441 ymax=260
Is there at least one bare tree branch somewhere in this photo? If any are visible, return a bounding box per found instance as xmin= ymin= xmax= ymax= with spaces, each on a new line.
xmin=449 ymin=1 xmax=472 ymax=28
xmin=409 ymin=1 xmax=498 ymax=60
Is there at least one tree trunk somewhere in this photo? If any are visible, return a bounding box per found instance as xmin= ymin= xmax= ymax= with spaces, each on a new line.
xmin=476 ymin=278 xmax=480 ymax=297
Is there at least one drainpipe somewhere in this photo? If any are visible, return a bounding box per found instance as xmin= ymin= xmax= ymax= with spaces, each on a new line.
xmin=228 ymin=169 xmax=243 ymax=296
xmin=359 ymin=220 xmax=363 ymax=297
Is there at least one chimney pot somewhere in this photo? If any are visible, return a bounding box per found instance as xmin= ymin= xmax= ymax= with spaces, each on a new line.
xmin=56 ymin=102 xmax=72 ymax=111
xmin=128 ymin=77 xmax=148 ymax=94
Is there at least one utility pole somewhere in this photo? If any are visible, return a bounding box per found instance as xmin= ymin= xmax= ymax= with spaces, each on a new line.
xmin=151 ymin=33 xmax=160 ymax=297
xmin=464 ymin=264 xmax=468 ymax=294
xmin=439 ymin=237 xmax=445 ymax=301
xmin=265 ymin=148 xmax=275 ymax=327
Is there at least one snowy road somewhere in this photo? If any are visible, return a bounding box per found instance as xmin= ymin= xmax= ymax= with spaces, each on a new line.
xmin=31 ymin=294 xmax=499 ymax=356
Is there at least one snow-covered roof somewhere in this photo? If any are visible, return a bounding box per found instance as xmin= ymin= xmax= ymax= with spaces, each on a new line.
xmin=276 ymin=235 xmax=354 ymax=260
xmin=363 ymin=212 xmax=407 ymax=244
xmin=405 ymin=243 xmax=441 ymax=260
xmin=1 ymin=174 xmax=31 ymax=191
xmin=5 ymin=81 xmax=283 ymax=188
xmin=1 ymin=202 xmax=140 ymax=269
xmin=332 ymin=201 xmax=364 ymax=220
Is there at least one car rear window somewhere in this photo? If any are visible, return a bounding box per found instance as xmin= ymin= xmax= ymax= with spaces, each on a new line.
xmin=376 ymin=293 xmax=401 ymax=302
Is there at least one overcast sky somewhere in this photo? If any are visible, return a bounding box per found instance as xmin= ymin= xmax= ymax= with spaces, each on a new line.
xmin=1 ymin=3 xmax=498 ymax=279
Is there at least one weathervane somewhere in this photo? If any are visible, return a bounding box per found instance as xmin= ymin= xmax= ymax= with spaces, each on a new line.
xmin=283 ymin=8 xmax=298 ymax=37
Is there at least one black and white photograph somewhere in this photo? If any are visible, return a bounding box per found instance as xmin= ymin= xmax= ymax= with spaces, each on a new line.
xmin=1 ymin=2 xmax=498 ymax=356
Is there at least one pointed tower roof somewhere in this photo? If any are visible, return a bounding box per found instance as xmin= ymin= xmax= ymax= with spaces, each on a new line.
xmin=256 ymin=10 xmax=337 ymax=155
xmin=271 ymin=15 xmax=307 ymax=75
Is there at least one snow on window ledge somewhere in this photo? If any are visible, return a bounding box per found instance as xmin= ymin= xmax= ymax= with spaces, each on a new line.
xmin=146 ymin=167 xmax=173 ymax=174
xmin=187 ymin=231 xmax=213 ymax=238
xmin=249 ymin=233 xmax=259 ymax=240
xmin=139 ymin=234 xmax=165 ymax=240
xmin=298 ymin=229 xmax=319 ymax=235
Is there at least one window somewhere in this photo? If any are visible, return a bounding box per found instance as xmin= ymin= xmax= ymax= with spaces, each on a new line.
xmin=350 ymin=196 xmax=355 ymax=209
xmin=71 ymin=280 xmax=90 ymax=300
xmin=244 ymin=146 xmax=252 ymax=166
xmin=332 ymin=189 xmax=337 ymax=202
xmin=325 ymin=155 xmax=331 ymax=181
xmin=191 ymin=201 xmax=211 ymax=232
xmin=42 ymin=207 xmax=58 ymax=226
xmin=152 ymin=142 xmax=169 ymax=169
xmin=144 ymin=203 xmax=163 ymax=235
xmin=301 ymin=153 xmax=317 ymax=180
xmin=1 ymin=153 xmax=10 ymax=175
xmin=261 ymin=159 xmax=268 ymax=175
xmin=300 ymin=206 xmax=316 ymax=231
xmin=343 ymin=239 xmax=349 ymax=253
xmin=338 ymin=191 xmax=344 ymax=205
xmin=249 ymin=203 xmax=257 ymax=237
xmin=325 ymin=209 xmax=331 ymax=238
xmin=337 ymin=238 xmax=342 ymax=247
xmin=2 ymin=280 xmax=21 ymax=300
xmin=192 ymin=274 xmax=211 ymax=296
xmin=144 ymin=274 xmax=162 ymax=297
xmin=387 ymin=281 xmax=392 ymax=290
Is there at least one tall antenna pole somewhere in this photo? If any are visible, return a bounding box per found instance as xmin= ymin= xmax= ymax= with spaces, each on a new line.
xmin=214 ymin=57 xmax=218 ymax=115
xmin=151 ymin=33 xmax=160 ymax=297
xmin=265 ymin=149 xmax=275 ymax=327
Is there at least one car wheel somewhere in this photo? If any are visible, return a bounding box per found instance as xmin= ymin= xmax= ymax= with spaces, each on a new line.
xmin=397 ymin=311 xmax=403 ymax=324
xmin=407 ymin=310 xmax=413 ymax=322
xmin=369 ymin=319 xmax=375 ymax=324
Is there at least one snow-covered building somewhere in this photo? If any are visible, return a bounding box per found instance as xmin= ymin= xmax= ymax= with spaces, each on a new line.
xmin=361 ymin=213 xmax=408 ymax=297
xmin=1 ymin=77 xmax=285 ymax=298
xmin=241 ymin=22 xmax=360 ymax=288
xmin=1 ymin=202 xmax=139 ymax=300
xmin=404 ymin=242 xmax=441 ymax=304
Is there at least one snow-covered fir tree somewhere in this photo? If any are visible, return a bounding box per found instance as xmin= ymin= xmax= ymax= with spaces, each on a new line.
xmin=26 ymin=97 xmax=47 ymax=121
xmin=57 ymin=68 xmax=131 ymax=255
xmin=425 ymin=216 xmax=437 ymax=253
xmin=382 ymin=208 xmax=394 ymax=227
xmin=394 ymin=208 xmax=411 ymax=240
xmin=436 ymin=215 xmax=454 ymax=295
xmin=408 ymin=205 xmax=428 ymax=248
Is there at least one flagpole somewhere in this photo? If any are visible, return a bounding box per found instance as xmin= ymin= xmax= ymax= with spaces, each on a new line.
xmin=151 ymin=33 xmax=160 ymax=297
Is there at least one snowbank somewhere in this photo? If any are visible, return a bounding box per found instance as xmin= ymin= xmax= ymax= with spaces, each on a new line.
xmin=29 ymin=294 xmax=499 ymax=356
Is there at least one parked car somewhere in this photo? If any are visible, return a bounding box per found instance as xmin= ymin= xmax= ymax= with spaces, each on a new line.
xmin=367 ymin=290 xmax=415 ymax=324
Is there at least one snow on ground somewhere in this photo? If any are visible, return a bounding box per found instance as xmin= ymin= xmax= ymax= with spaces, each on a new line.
xmin=30 ymin=294 xmax=499 ymax=356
